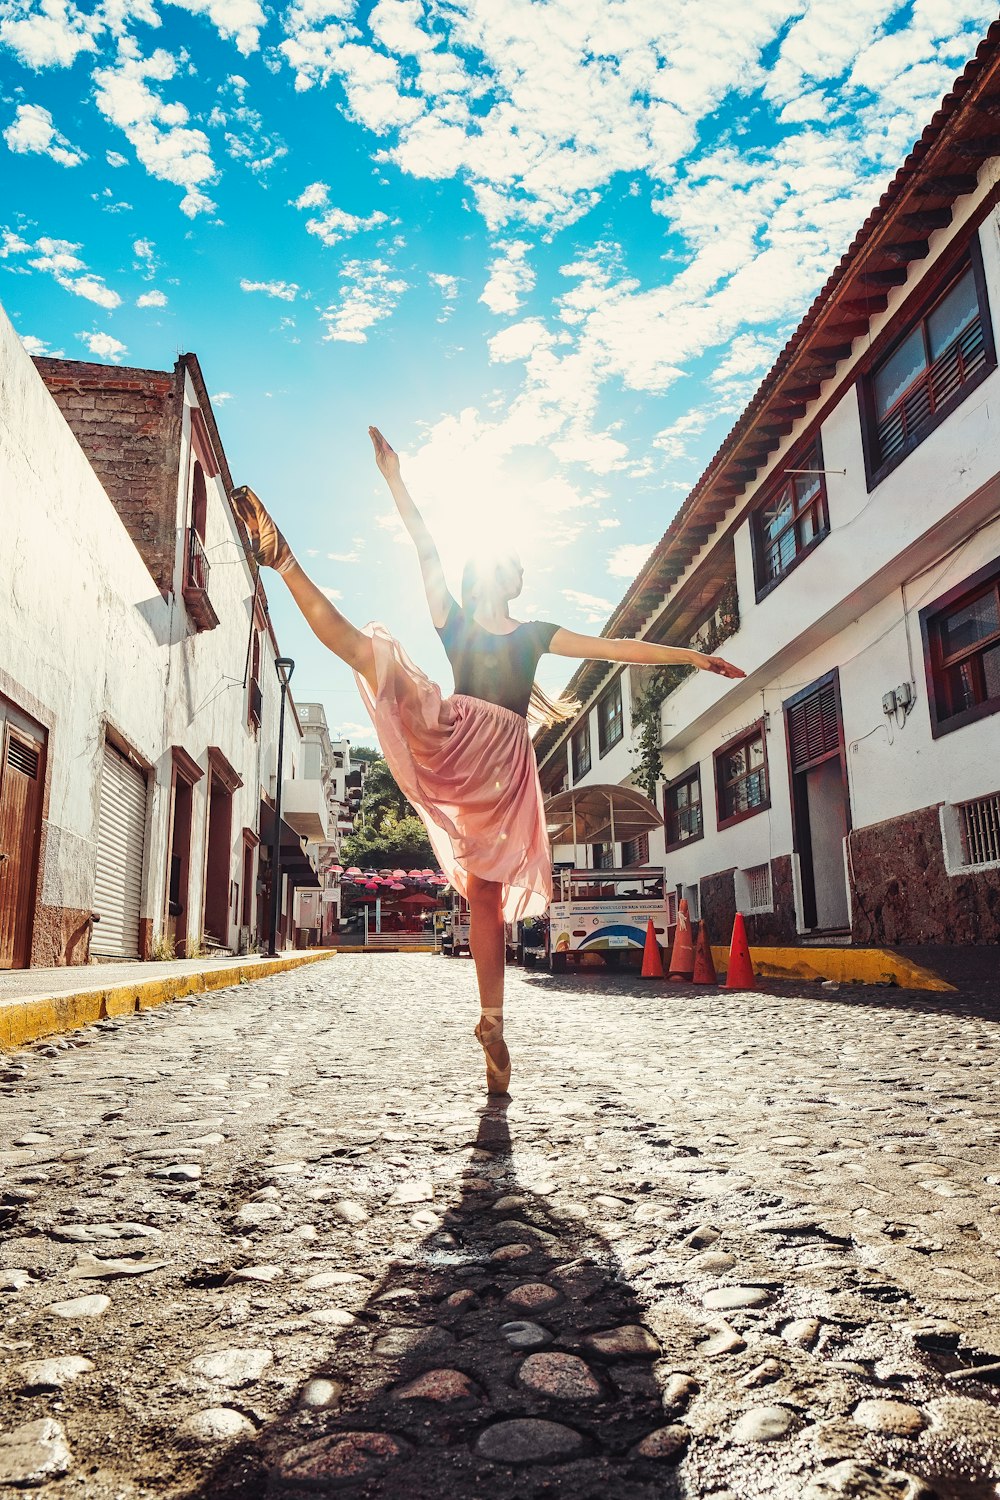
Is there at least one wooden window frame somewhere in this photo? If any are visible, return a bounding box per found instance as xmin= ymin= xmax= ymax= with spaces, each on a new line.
xmin=859 ymin=236 xmax=996 ymax=490
xmin=663 ymin=764 xmax=704 ymax=853
xmin=597 ymin=676 xmax=624 ymax=757
xmin=751 ymin=437 xmax=830 ymax=602
xmin=920 ymin=555 xmax=1000 ymax=739
xmin=571 ymin=719 xmax=592 ymax=782
xmin=714 ymin=720 xmax=770 ymax=831
xmin=622 ymin=831 xmax=649 ymax=867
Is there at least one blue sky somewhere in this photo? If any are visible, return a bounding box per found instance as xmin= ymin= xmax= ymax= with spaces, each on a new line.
xmin=2 ymin=0 xmax=996 ymax=744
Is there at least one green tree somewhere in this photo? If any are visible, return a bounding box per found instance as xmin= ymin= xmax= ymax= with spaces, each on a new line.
xmin=341 ymin=756 xmax=435 ymax=869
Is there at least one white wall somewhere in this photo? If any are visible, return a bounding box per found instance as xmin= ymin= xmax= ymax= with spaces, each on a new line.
xmin=0 ymin=303 xmax=169 ymax=937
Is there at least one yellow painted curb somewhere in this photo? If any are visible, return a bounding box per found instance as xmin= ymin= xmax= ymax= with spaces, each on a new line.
xmin=709 ymin=945 xmax=954 ymax=992
xmin=0 ymin=950 xmax=337 ymax=1051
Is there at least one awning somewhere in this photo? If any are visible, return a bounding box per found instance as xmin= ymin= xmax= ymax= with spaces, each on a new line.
xmin=543 ymin=784 xmax=663 ymax=847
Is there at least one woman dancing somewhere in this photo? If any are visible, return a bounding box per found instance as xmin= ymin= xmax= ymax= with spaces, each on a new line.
xmin=233 ymin=429 xmax=744 ymax=1095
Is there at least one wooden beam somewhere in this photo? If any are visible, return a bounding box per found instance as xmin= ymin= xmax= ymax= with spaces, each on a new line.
xmin=857 ymin=267 xmax=908 ymax=287
xmin=949 ymin=136 xmax=1000 ymax=157
xmin=879 ymin=239 xmax=930 ymax=265
xmin=910 ymin=174 xmax=978 ymax=197
xmin=824 ymin=317 xmax=871 ymax=339
xmin=901 ymin=208 xmax=953 ymax=232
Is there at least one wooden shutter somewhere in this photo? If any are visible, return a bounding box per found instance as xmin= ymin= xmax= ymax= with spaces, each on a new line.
xmin=92 ymin=744 xmax=147 ymax=958
xmin=787 ymin=682 xmax=840 ymax=773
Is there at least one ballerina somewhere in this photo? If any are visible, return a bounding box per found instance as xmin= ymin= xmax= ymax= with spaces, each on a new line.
xmin=232 ymin=428 xmax=744 ymax=1094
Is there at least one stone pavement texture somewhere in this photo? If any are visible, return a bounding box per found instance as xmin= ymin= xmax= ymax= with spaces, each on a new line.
xmin=1 ymin=955 xmax=998 ymax=1500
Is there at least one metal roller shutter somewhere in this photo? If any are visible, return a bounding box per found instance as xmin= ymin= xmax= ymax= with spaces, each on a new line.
xmin=92 ymin=743 xmax=147 ymax=959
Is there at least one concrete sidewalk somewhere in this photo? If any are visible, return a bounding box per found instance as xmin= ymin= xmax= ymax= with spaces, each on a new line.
xmin=0 ymin=950 xmax=337 ymax=1051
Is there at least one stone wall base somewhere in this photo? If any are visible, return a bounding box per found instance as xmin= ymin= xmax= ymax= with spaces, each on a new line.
xmin=849 ymin=804 xmax=1000 ymax=945
xmin=30 ymin=905 xmax=92 ymax=967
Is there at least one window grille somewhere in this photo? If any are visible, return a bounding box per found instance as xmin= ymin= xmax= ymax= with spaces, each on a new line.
xmin=622 ymin=832 xmax=649 ymax=866
xmin=753 ymin=439 xmax=829 ymax=589
xmin=920 ymin=559 xmax=1000 ymax=736
xmin=959 ymin=793 xmax=1000 ymax=867
xmin=571 ymin=721 xmax=592 ymax=781
xmin=665 ymin=769 xmax=702 ymax=848
xmin=743 ymin=863 xmax=772 ymax=912
xmin=597 ymin=679 xmax=624 ymax=755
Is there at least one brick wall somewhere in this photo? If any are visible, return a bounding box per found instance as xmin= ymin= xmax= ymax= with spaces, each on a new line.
xmin=849 ymin=804 xmax=1000 ymax=944
xmin=33 ymin=357 xmax=185 ymax=596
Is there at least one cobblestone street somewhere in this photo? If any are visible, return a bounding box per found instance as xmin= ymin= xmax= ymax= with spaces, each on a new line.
xmin=1 ymin=955 xmax=999 ymax=1500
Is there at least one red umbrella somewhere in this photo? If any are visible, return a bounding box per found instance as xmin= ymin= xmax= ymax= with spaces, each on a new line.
xmin=389 ymin=881 xmax=406 ymax=891
xmin=400 ymin=892 xmax=440 ymax=909
xmin=391 ymin=868 xmax=407 ymax=878
xmin=362 ymin=881 xmax=379 ymax=891
xmin=329 ymin=864 xmax=343 ymax=874
xmin=345 ymin=866 xmax=362 ymax=876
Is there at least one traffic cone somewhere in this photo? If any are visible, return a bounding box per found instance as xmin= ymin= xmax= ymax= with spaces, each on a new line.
xmin=725 ymin=912 xmax=756 ymax=990
xmin=692 ymin=920 xmax=717 ymax=984
xmin=640 ymin=917 xmax=664 ymax=979
xmin=668 ymin=898 xmax=694 ymax=980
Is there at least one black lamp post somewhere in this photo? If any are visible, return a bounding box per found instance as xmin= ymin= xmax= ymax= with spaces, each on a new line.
xmin=268 ymin=656 xmax=295 ymax=957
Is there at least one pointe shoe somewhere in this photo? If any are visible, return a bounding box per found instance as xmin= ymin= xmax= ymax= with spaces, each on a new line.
xmin=232 ymin=484 xmax=294 ymax=574
xmin=475 ymin=1008 xmax=511 ymax=1095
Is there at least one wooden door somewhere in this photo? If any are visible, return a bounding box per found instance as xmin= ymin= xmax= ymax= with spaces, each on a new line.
xmin=0 ymin=723 xmax=45 ymax=969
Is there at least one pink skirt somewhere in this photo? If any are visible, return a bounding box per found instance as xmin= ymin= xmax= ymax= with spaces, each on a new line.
xmin=354 ymin=624 xmax=551 ymax=922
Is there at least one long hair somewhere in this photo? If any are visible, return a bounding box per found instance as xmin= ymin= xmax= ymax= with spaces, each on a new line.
xmin=461 ymin=551 xmax=579 ymax=730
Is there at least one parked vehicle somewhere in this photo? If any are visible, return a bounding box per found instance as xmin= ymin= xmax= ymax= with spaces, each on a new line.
xmin=547 ymin=866 xmax=676 ymax=971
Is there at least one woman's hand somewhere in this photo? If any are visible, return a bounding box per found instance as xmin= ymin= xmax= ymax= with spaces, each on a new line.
xmin=369 ymin=425 xmax=401 ymax=483
xmin=693 ymin=650 xmax=745 ymax=679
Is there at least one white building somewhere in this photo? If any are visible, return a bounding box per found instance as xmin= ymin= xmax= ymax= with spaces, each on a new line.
xmin=0 ymin=310 xmax=318 ymax=967
xmin=536 ymin=28 xmax=1000 ymax=949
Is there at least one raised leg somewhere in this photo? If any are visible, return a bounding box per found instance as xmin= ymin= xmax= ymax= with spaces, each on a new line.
xmin=232 ymin=484 xmax=376 ymax=689
xmin=280 ymin=559 xmax=376 ymax=691
xmin=468 ymin=873 xmax=511 ymax=1093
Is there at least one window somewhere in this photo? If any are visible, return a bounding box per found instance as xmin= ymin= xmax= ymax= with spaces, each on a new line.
xmin=622 ymin=832 xmax=649 ymax=867
xmin=592 ymin=841 xmax=614 ymax=870
xmin=714 ymin=722 xmax=769 ymax=829
xmin=920 ymin=558 xmax=1000 ymax=738
xmin=247 ymin=628 xmax=262 ymax=731
xmin=664 ymin=767 xmax=703 ymax=851
xmin=752 ymin=439 xmax=829 ymax=596
xmin=863 ymin=246 xmax=995 ymax=483
xmin=597 ymin=678 xmax=624 ymax=756
xmin=737 ymin=862 xmax=773 ymax=913
xmin=959 ymin=792 xmax=1000 ymax=867
xmin=571 ymin=719 xmax=592 ymax=781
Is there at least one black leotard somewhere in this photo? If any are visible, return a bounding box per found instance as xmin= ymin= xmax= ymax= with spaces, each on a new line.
xmin=436 ymin=599 xmax=558 ymax=717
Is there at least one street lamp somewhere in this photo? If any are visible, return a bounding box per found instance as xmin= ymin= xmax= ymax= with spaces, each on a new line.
xmin=268 ymin=656 xmax=295 ymax=957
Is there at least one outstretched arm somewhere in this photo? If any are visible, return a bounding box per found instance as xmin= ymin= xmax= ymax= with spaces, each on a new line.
xmin=369 ymin=426 xmax=454 ymax=628
xmin=547 ymin=628 xmax=745 ymax=679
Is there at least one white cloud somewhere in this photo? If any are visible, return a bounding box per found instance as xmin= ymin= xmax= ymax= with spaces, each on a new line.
xmin=167 ymin=0 xmax=267 ymax=56
xmin=93 ymin=43 xmax=218 ymax=215
xmin=1 ymin=229 xmax=31 ymax=256
xmin=479 ymin=240 xmax=534 ymax=316
xmin=292 ymin=183 xmax=391 ymax=246
xmin=136 ymin=288 xmax=167 ymax=306
xmin=211 ymin=389 xmax=233 ymax=402
xmin=0 ymin=0 xmax=98 ymax=70
xmin=20 ymin=332 xmax=64 ymax=356
xmin=561 ymin=588 xmax=612 ymax=625
xmin=319 ymin=257 xmax=407 ymax=343
xmin=319 ymin=585 xmax=342 ymax=601
xmin=607 ymin=541 xmax=655 ymax=580
xmin=240 ymin=277 xmax=299 ymax=300
xmin=327 ymin=549 xmax=362 ymax=562
xmin=597 ymin=517 xmax=620 ymax=530
xmin=3 ymin=103 xmax=86 ymax=166
xmin=7 ymin=232 xmax=123 ymax=307
xmin=106 ymin=149 xmax=128 ymax=167
xmin=78 ymin=330 xmax=128 ymax=361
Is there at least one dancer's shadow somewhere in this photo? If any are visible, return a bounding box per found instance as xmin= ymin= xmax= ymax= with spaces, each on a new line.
xmin=187 ymin=1099 xmax=688 ymax=1499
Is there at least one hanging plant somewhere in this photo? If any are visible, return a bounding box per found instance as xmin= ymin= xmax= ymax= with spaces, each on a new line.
xmin=628 ymin=581 xmax=741 ymax=801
